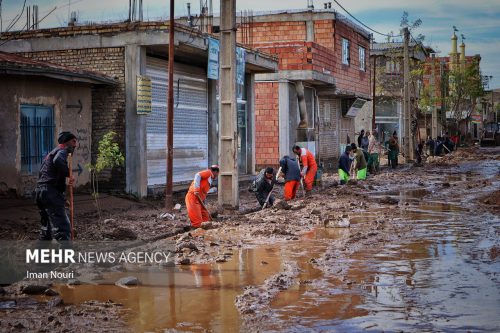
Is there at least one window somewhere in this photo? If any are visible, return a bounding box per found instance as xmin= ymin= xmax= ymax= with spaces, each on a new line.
xmin=359 ymin=46 xmax=366 ymax=71
xmin=342 ymin=38 xmax=350 ymax=65
xmin=386 ymin=60 xmax=400 ymax=74
xmin=20 ymin=105 xmax=55 ymax=174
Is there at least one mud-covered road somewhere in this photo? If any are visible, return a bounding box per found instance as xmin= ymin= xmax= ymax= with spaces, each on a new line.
xmin=1 ymin=147 xmax=499 ymax=332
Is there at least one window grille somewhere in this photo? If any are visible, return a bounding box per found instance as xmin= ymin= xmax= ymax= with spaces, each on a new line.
xmin=20 ymin=105 xmax=55 ymax=174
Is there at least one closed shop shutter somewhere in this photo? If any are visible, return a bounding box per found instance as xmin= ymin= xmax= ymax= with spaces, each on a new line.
xmin=318 ymin=97 xmax=340 ymax=159
xmin=146 ymin=57 xmax=208 ymax=186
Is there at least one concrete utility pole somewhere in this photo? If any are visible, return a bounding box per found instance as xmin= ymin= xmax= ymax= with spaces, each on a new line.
xmin=218 ymin=0 xmax=239 ymax=208
xmin=431 ymin=53 xmax=437 ymax=139
xmin=372 ymin=55 xmax=376 ymax=131
xmin=402 ymin=27 xmax=413 ymax=162
xmin=165 ymin=0 xmax=174 ymax=210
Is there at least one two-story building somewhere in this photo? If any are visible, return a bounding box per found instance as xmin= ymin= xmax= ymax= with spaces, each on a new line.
xmin=234 ymin=9 xmax=371 ymax=171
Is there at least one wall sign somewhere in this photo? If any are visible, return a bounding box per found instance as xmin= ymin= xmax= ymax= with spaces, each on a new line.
xmin=137 ymin=75 xmax=152 ymax=114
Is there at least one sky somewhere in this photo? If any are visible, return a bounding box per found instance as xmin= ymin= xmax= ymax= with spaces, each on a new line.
xmin=1 ymin=0 xmax=499 ymax=88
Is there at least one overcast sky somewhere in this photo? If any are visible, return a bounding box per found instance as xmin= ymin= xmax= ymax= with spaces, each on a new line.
xmin=2 ymin=0 xmax=499 ymax=88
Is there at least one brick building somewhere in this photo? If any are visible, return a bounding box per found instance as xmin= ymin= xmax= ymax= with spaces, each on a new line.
xmin=0 ymin=22 xmax=277 ymax=197
xmin=234 ymin=9 xmax=371 ymax=170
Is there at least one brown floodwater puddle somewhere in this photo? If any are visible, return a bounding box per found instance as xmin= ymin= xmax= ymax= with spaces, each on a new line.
xmin=53 ymin=177 xmax=499 ymax=332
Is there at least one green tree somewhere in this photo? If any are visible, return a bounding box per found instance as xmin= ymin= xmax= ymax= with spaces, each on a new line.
xmin=86 ymin=131 xmax=125 ymax=219
xmin=446 ymin=58 xmax=485 ymax=135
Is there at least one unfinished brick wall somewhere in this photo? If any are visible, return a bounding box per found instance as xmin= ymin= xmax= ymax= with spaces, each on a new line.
xmin=314 ymin=19 xmax=335 ymax=49
xmin=254 ymin=82 xmax=280 ymax=170
xmin=21 ymin=47 xmax=126 ymax=189
xmin=334 ymin=20 xmax=370 ymax=97
xmin=253 ymin=41 xmax=336 ymax=73
xmin=239 ymin=21 xmax=307 ymax=44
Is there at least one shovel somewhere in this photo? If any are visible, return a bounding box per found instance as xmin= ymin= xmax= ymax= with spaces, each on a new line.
xmin=262 ymin=185 xmax=275 ymax=210
xmin=68 ymin=153 xmax=74 ymax=240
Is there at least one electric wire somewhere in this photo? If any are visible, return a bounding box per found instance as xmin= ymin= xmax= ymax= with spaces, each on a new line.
xmin=333 ymin=0 xmax=401 ymax=38
xmin=4 ymin=0 xmax=27 ymax=33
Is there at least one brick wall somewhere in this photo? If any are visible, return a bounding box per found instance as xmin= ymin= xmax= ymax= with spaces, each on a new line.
xmin=253 ymin=41 xmax=336 ymax=73
xmin=254 ymin=82 xmax=280 ymax=170
xmin=314 ymin=19 xmax=335 ymax=49
xmin=334 ymin=20 xmax=370 ymax=97
xmin=21 ymin=47 xmax=126 ymax=189
xmin=238 ymin=21 xmax=307 ymax=44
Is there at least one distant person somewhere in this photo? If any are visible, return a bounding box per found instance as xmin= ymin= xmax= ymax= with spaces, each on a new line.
xmin=185 ymin=165 xmax=219 ymax=228
xmin=426 ymin=136 xmax=435 ymax=156
xmin=388 ymin=131 xmax=399 ymax=168
xmin=350 ymin=143 xmax=367 ymax=180
xmin=278 ymin=155 xmax=301 ymax=201
xmin=357 ymin=129 xmax=365 ymax=149
xmin=35 ymin=131 xmax=77 ymax=241
xmin=367 ymin=130 xmax=381 ymax=174
xmin=253 ymin=167 xmax=276 ymax=208
xmin=292 ymin=145 xmax=317 ymax=194
xmin=435 ymin=136 xmax=443 ymax=156
xmin=338 ymin=146 xmax=352 ymax=185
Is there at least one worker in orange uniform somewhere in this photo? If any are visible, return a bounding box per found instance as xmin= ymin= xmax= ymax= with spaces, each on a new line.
xmin=292 ymin=145 xmax=317 ymax=194
xmin=278 ymin=155 xmax=301 ymax=200
xmin=185 ymin=165 xmax=219 ymax=228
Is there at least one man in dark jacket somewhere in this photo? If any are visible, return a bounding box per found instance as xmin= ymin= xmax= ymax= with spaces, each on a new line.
xmin=350 ymin=143 xmax=367 ymax=180
xmin=338 ymin=146 xmax=352 ymax=184
xmin=255 ymin=167 xmax=276 ymax=208
xmin=279 ymin=155 xmax=301 ymax=200
xmin=35 ymin=131 xmax=77 ymax=241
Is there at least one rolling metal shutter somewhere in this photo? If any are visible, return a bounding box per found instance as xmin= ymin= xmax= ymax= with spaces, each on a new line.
xmin=318 ymin=97 xmax=340 ymax=158
xmin=146 ymin=57 xmax=208 ymax=186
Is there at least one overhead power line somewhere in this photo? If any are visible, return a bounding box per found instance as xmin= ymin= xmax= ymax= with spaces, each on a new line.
xmin=332 ymin=0 xmax=402 ymax=38
xmin=0 ymin=6 xmax=57 ymax=47
xmin=4 ymin=0 xmax=27 ymax=33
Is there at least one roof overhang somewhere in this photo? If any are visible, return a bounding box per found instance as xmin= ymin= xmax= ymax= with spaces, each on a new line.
xmin=0 ymin=65 xmax=116 ymax=85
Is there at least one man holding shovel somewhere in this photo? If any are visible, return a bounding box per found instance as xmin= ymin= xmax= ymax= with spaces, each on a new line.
xmin=185 ymin=165 xmax=219 ymax=228
xmin=255 ymin=167 xmax=276 ymax=208
xmin=292 ymin=145 xmax=317 ymax=195
xmin=35 ymin=131 xmax=77 ymax=241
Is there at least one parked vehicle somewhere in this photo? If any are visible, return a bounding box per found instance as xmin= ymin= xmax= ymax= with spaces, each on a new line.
xmin=480 ymin=122 xmax=500 ymax=146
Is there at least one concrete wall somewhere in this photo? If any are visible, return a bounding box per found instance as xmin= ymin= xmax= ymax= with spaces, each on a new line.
xmin=0 ymin=75 xmax=92 ymax=196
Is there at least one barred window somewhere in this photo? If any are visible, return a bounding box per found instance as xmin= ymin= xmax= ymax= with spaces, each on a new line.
xmin=20 ymin=105 xmax=55 ymax=174
xmin=342 ymin=38 xmax=350 ymax=65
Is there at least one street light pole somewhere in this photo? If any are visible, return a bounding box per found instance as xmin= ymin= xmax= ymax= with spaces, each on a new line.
xmin=165 ymin=0 xmax=174 ymax=210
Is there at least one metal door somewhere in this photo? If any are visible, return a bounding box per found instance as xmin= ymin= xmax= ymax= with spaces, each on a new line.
xmin=146 ymin=57 xmax=208 ymax=186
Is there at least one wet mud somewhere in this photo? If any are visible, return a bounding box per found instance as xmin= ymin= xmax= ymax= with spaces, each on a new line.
xmin=1 ymin=147 xmax=499 ymax=332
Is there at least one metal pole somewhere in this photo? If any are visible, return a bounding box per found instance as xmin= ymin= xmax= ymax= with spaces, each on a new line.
xmin=165 ymin=0 xmax=175 ymax=210
xmin=372 ymin=54 xmax=376 ymax=131
xmin=402 ymin=27 xmax=411 ymax=162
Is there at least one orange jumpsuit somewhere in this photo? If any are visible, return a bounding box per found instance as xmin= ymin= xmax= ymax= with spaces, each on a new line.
xmin=298 ymin=148 xmax=317 ymax=191
xmin=185 ymin=169 xmax=214 ymax=228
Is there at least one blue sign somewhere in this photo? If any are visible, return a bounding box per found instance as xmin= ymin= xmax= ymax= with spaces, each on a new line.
xmin=207 ymin=38 xmax=219 ymax=80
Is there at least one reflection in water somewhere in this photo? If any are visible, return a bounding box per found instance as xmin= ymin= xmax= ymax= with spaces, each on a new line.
xmin=57 ymin=246 xmax=283 ymax=332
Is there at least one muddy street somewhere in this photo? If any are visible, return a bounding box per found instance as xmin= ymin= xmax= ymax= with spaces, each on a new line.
xmin=1 ymin=147 xmax=499 ymax=332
